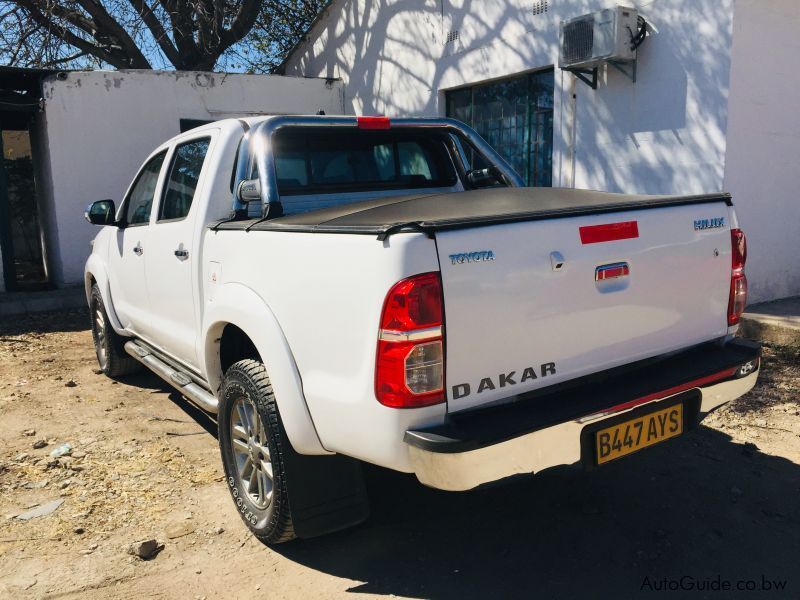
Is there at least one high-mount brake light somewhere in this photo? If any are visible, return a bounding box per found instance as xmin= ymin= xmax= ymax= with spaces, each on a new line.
xmin=728 ymin=228 xmax=748 ymax=326
xmin=357 ymin=116 xmax=391 ymax=130
xmin=376 ymin=272 xmax=445 ymax=408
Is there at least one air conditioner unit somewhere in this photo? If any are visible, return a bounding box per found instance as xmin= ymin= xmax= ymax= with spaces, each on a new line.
xmin=559 ymin=6 xmax=639 ymax=69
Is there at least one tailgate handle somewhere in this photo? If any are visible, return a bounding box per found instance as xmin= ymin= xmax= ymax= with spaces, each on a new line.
xmin=595 ymin=262 xmax=629 ymax=281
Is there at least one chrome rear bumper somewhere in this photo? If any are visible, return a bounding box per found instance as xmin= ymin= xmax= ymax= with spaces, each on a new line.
xmin=407 ymin=363 xmax=759 ymax=492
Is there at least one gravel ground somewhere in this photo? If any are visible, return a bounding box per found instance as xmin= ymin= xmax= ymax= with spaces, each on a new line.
xmin=0 ymin=309 xmax=798 ymax=599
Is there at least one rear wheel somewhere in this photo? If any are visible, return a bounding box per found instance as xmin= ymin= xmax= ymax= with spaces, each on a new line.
xmin=218 ymin=359 xmax=296 ymax=544
xmin=90 ymin=284 xmax=141 ymax=378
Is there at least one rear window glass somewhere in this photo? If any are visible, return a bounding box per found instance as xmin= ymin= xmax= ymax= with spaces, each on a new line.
xmin=273 ymin=129 xmax=457 ymax=195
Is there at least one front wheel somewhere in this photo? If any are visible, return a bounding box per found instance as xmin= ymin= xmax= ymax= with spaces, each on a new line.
xmin=218 ymin=359 xmax=296 ymax=544
xmin=89 ymin=284 xmax=141 ymax=378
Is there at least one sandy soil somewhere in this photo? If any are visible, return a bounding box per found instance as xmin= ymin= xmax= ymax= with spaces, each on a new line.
xmin=0 ymin=309 xmax=798 ymax=599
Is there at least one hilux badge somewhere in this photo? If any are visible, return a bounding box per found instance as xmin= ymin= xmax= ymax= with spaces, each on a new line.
xmin=448 ymin=250 xmax=495 ymax=265
xmin=694 ymin=217 xmax=724 ymax=230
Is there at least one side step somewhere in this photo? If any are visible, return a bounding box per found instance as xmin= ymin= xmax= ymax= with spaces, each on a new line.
xmin=124 ymin=340 xmax=218 ymax=414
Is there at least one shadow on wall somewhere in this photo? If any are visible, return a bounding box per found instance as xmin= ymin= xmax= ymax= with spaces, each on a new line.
xmin=291 ymin=0 xmax=734 ymax=197
xmin=292 ymin=0 xmax=554 ymax=116
xmin=574 ymin=0 xmax=734 ymax=195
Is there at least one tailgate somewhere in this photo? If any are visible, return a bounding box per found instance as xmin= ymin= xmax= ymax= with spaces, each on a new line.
xmin=437 ymin=201 xmax=733 ymax=413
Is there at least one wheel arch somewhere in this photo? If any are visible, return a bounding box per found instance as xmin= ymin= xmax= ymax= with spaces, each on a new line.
xmin=84 ymin=254 xmax=125 ymax=333
xmin=203 ymin=282 xmax=329 ymax=456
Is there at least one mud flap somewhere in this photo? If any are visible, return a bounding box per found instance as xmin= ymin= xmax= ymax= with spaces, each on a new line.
xmin=282 ymin=449 xmax=370 ymax=539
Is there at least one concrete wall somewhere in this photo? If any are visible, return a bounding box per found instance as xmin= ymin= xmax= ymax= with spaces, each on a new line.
xmin=569 ymin=0 xmax=733 ymax=195
xmin=39 ymin=70 xmax=345 ymax=287
xmin=723 ymin=0 xmax=800 ymax=303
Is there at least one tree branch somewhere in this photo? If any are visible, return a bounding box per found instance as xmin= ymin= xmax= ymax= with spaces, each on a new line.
xmin=41 ymin=48 xmax=89 ymax=66
xmin=219 ymin=0 xmax=259 ymax=50
xmin=156 ymin=0 xmax=199 ymax=68
xmin=126 ymin=0 xmax=180 ymax=65
xmin=72 ymin=0 xmax=151 ymax=67
xmin=14 ymin=0 xmax=128 ymax=68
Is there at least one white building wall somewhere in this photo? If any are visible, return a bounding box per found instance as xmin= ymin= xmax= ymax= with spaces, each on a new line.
xmin=285 ymin=0 xmax=734 ymax=194
xmin=570 ymin=0 xmax=733 ymax=195
xmin=723 ymin=0 xmax=800 ymax=303
xmin=40 ymin=70 xmax=345 ymax=287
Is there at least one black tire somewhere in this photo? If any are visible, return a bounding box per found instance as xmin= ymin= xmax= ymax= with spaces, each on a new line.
xmin=218 ymin=359 xmax=296 ymax=544
xmin=89 ymin=284 xmax=141 ymax=378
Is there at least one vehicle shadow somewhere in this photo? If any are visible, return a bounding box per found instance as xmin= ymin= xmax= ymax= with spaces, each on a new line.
xmin=275 ymin=424 xmax=799 ymax=599
xmin=116 ymin=370 xmax=219 ymax=438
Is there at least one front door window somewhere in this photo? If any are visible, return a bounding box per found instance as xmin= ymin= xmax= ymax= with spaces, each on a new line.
xmin=124 ymin=152 xmax=166 ymax=226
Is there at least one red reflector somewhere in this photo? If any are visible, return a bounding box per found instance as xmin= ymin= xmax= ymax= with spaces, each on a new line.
xmin=580 ymin=221 xmax=639 ymax=244
xmin=357 ymin=116 xmax=391 ymax=130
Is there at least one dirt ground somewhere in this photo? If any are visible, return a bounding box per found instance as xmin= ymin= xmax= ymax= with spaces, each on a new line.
xmin=1 ymin=309 xmax=798 ymax=600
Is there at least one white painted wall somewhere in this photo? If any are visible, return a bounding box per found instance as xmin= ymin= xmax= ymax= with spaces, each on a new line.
xmin=282 ymin=0 xmax=800 ymax=303
xmin=570 ymin=0 xmax=733 ymax=195
xmin=723 ymin=0 xmax=800 ymax=302
xmin=39 ymin=70 xmax=345 ymax=287
xmin=284 ymin=0 xmax=733 ymax=193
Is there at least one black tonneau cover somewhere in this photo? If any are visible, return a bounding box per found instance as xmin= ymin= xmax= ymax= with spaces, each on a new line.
xmin=210 ymin=187 xmax=732 ymax=238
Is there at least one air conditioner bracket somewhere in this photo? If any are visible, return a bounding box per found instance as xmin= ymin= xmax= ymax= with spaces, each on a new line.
xmin=608 ymin=58 xmax=637 ymax=83
xmin=563 ymin=66 xmax=598 ymax=90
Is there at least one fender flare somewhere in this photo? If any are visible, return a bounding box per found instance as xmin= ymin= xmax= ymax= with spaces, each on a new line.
xmin=84 ymin=254 xmax=126 ymax=334
xmin=203 ymin=282 xmax=329 ymax=456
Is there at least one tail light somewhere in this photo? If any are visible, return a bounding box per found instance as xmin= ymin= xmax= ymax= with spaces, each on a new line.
xmin=376 ymin=272 xmax=445 ymax=408
xmin=728 ymin=228 xmax=748 ymax=325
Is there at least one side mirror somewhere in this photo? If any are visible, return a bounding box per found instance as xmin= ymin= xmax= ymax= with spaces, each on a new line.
xmin=236 ymin=178 xmax=262 ymax=203
xmin=85 ymin=199 xmax=116 ymax=226
xmin=466 ymin=167 xmax=504 ymax=189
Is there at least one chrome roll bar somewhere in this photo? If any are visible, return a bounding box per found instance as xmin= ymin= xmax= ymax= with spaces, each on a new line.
xmin=232 ymin=116 xmax=525 ymax=218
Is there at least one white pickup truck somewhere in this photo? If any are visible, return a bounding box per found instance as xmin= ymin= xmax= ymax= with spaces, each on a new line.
xmin=84 ymin=115 xmax=760 ymax=544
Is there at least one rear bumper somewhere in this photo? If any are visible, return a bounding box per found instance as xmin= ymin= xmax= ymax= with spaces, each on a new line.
xmin=405 ymin=339 xmax=760 ymax=491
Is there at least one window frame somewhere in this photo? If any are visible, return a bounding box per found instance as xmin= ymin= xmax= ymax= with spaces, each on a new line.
xmin=155 ymin=135 xmax=212 ymax=224
xmin=120 ymin=150 xmax=168 ymax=228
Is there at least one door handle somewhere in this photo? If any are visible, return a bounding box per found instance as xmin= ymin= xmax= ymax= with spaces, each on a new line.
xmin=133 ymin=243 xmax=143 ymax=256
xmin=595 ymin=262 xmax=630 ymax=281
xmin=174 ymin=248 xmax=189 ymax=259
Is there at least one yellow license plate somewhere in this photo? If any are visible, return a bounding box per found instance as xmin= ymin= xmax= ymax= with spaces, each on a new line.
xmin=595 ymin=403 xmax=683 ymax=465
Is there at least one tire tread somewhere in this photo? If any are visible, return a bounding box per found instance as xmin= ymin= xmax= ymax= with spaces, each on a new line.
xmin=222 ymin=359 xmax=296 ymax=544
